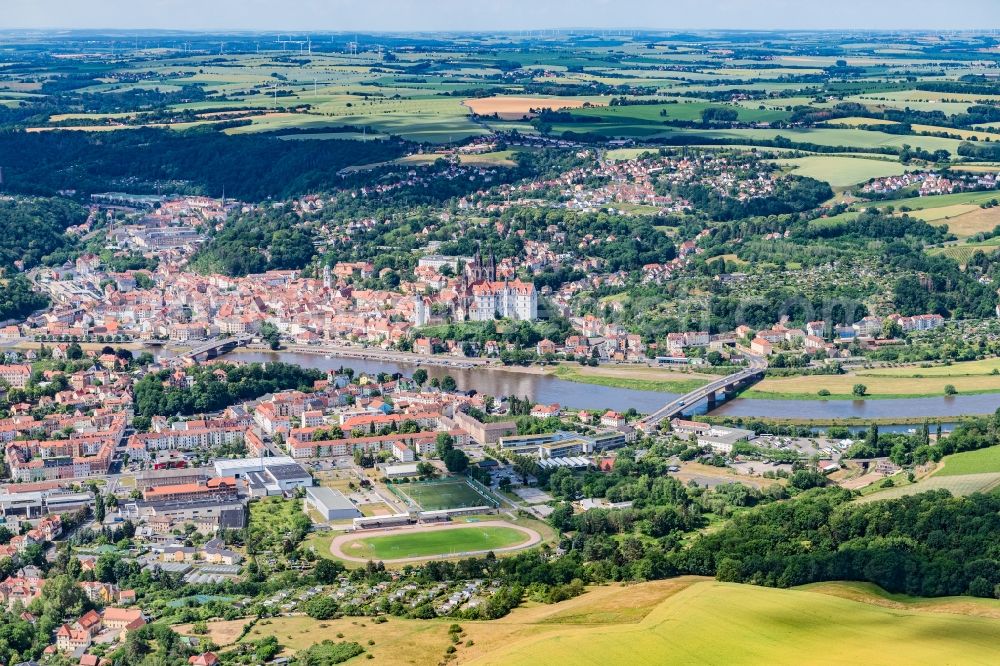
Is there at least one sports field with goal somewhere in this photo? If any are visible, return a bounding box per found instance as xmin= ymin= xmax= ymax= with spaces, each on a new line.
xmin=391 ymin=478 xmax=497 ymax=511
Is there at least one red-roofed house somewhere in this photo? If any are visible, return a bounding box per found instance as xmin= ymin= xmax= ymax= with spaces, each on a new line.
xmin=189 ymin=653 xmax=220 ymax=666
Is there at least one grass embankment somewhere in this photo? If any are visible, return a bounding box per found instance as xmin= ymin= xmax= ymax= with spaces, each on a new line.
xmin=934 ymin=445 xmax=1000 ymax=477
xmin=552 ymin=364 xmax=714 ymax=394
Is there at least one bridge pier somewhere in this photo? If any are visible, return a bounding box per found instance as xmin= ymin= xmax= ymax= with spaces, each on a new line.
xmin=638 ymin=353 xmax=767 ymax=429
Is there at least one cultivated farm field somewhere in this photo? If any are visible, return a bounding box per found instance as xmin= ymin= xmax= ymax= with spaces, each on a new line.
xmin=463 ymin=95 xmax=605 ymax=119
xmin=749 ymin=371 xmax=1000 ymax=399
xmin=472 ymin=579 xmax=1000 ymax=665
xmin=770 ymin=155 xmax=906 ymax=187
xmin=855 ymin=473 xmax=1000 ymax=503
xmin=887 ymin=190 xmax=1000 ymax=211
xmin=861 ymin=357 xmax=1000 ymax=378
xmin=929 ymin=239 xmax=1000 ymax=265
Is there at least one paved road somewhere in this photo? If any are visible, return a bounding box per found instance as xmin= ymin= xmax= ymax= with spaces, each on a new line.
xmin=641 ymin=350 xmax=768 ymax=426
xmin=245 ymin=342 xmax=496 ymax=369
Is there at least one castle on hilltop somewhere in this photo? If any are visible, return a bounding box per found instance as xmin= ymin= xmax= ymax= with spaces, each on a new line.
xmin=455 ymin=247 xmax=537 ymax=322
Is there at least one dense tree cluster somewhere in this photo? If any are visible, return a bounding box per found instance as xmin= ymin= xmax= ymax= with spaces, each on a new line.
xmin=0 ymin=128 xmax=407 ymax=200
xmin=797 ymin=210 xmax=951 ymax=245
xmin=0 ymin=275 xmax=48 ymax=323
xmin=672 ymin=176 xmax=833 ymax=221
xmin=676 ymin=487 xmax=1000 ymax=598
xmin=887 ymin=243 xmax=997 ymax=318
xmin=0 ymin=197 xmax=86 ymax=271
xmin=465 ymin=207 xmax=678 ymax=272
xmin=293 ymin=641 xmax=366 ymax=665
xmin=957 ymin=141 xmax=1000 ymax=161
xmin=190 ymin=208 xmax=317 ymax=276
xmin=134 ymin=362 xmax=322 ymax=417
xmin=847 ymin=412 xmax=1000 ymax=467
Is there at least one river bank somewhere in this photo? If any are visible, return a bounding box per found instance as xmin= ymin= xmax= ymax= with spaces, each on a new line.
xmin=5 ymin=339 xmax=152 ymax=352
xmin=700 ymin=414 xmax=958 ymax=428
xmin=550 ymin=364 xmax=714 ymax=394
xmin=219 ymin=349 xmax=1000 ymax=421
xmin=746 ymin=371 xmax=1000 ymax=400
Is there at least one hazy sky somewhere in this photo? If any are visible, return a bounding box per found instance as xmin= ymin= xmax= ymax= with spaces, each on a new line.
xmin=6 ymin=0 xmax=1000 ymax=32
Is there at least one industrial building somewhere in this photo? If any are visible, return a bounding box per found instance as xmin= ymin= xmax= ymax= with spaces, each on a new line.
xmin=213 ymin=457 xmax=312 ymax=496
xmin=498 ymin=430 xmax=627 ymax=459
xmin=304 ymin=487 xmax=362 ymax=521
xmin=0 ymin=490 xmax=93 ymax=518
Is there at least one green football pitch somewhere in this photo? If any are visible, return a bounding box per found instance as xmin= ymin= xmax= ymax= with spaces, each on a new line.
xmin=344 ymin=525 xmax=529 ymax=559
xmin=394 ymin=480 xmax=492 ymax=511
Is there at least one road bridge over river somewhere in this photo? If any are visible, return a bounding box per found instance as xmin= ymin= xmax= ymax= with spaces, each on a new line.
xmin=182 ymin=336 xmax=253 ymax=361
xmin=639 ymin=348 xmax=768 ymax=429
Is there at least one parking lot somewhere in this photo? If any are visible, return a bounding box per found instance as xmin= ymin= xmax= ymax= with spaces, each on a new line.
xmin=753 ymin=434 xmax=851 ymax=461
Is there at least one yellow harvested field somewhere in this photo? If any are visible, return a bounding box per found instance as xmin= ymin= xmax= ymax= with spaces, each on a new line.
xmin=941 ymin=207 xmax=1000 ymax=238
xmin=751 ymin=372 xmax=1000 ymax=398
xmin=798 ymin=581 xmax=1000 ymax=620
xmin=900 ymin=200 xmax=1000 ymax=238
xmin=951 ymin=163 xmax=1000 ymax=173
xmin=912 ymin=124 xmax=1000 ymax=141
xmin=821 ymin=116 xmax=897 ymax=127
xmin=395 ymin=151 xmax=518 ymax=167
xmin=463 ymin=96 xmax=605 ymax=119
xmin=472 ymin=579 xmax=1000 ymax=666
xmin=0 ymin=81 xmax=42 ymax=91
xmin=901 ymin=204 xmax=1000 ymax=238
xmin=26 ymin=124 xmax=136 ymax=132
xmin=905 ymin=204 xmax=983 ymax=222
xmin=861 ymin=357 xmax=1000 ymax=378
xmin=223 ymin=578 xmax=1000 ymax=665
xmin=48 ymin=112 xmax=135 ymax=122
